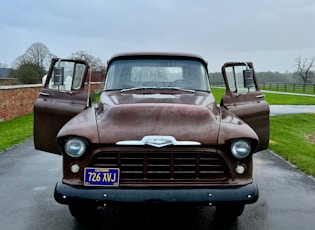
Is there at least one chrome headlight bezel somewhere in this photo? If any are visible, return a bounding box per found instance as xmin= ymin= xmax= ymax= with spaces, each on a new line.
xmin=64 ymin=137 xmax=87 ymax=158
xmin=230 ymin=139 xmax=252 ymax=159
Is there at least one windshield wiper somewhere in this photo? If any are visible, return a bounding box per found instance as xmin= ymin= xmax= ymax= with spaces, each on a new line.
xmin=120 ymin=87 xmax=157 ymax=93
xmin=162 ymin=87 xmax=196 ymax=93
xmin=120 ymin=87 xmax=196 ymax=93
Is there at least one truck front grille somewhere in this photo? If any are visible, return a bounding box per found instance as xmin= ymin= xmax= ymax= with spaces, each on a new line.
xmin=89 ymin=148 xmax=228 ymax=184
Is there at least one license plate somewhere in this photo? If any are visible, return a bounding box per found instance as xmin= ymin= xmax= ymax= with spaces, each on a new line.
xmin=84 ymin=168 xmax=119 ymax=186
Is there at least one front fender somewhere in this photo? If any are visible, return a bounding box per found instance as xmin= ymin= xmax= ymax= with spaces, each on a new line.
xmin=57 ymin=107 xmax=99 ymax=143
xmin=217 ymin=107 xmax=259 ymax=145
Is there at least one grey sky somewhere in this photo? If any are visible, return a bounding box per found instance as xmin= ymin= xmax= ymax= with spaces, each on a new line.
xmin=1 ymin=0 xmax=315 ymax=72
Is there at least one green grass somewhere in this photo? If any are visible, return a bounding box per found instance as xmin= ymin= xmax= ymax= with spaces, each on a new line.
xmin=211 ymin=87 xmax=315 ymax=105
xmin=1 ymin=90 xmax=315 ymax=178
xmin=0 ymin=113 xmax=34 ymax=152
xmin=269 ymin=114 xmax=315 ymax=177
xmin=263 ymin=92 xmax=315 ymax=105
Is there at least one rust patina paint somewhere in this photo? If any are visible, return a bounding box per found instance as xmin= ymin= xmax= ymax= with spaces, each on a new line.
xmin=34 ymin=53 xmax=269 ymax=219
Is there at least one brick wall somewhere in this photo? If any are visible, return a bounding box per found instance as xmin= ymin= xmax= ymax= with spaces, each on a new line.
xmin=0 ymin=78 xmax=17 ymax=86
xmin=0 ymin=82 xmax=104 ymax=122
xmin=0 ymin=84 xmax=42 ymax=122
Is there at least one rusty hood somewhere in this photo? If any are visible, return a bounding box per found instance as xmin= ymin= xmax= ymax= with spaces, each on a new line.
xmin=90 ymin=91 xmax=216 ymax=146
xmin=58 ymin=90 xmax=258 ymax=146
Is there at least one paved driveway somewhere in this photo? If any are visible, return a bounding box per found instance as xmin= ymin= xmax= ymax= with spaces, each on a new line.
xmin=0 ymin=139 xmax=315 ymax=229
xmin=270 ymin=105 xmax=315 ymax=116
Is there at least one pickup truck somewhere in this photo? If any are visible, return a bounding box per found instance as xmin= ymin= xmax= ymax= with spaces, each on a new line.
xmin=34 ymin=52 xmax=269 ymax=220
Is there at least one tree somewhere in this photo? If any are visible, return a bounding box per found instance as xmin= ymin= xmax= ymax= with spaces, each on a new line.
xmin=12 ymin=42 xmax=56 ymax=84
xmin=13 ymin=54 xmax=30 ymax=68
xmin=10 ymin=63 xmax=45 ymax=84
xmin=13 ymin=42 xmax=56 ymax=70
xmin=68 ymin=50 xmax=106 ymax=73
xmin=0 ymin=63 xmax=8 ymax=68
xmin=295 ymin=56 xmax=315 ymax=83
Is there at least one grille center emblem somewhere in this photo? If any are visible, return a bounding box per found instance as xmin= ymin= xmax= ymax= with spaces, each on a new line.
xmin=144 ymin=137 xmax=173 ymax=147
xmin=116 ymin=135 xmax=201 ymax=147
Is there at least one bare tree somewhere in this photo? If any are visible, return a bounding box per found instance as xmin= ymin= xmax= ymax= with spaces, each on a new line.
xmin=12 ymin=54 xmax=30 ymax=68
xmin=11 ymin=42 xmax=55 ymax=83
xmin=13 ymin=42 xmax=56 ymax=70
xmin=69 ymin=50 xmax=105 ymax=72
xmin=295 ymin=56 xmax=315 ymax=83
xmin=0 ymin=63 xmax=8 ymax=68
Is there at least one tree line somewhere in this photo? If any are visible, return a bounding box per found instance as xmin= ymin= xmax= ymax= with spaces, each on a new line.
xmin=1 ymin=42 xmax=315 ymax=84
xmin=211 ymin=56 xmax=315 ymax=85
xmin=210 ymin=71 xmax=311 ymax=86
xmin=3 ymin=42 xmax=106 ymax=84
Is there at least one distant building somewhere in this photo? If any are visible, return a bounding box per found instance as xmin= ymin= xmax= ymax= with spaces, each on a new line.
xmin=0 ymin=68 xmax=13 ymax=78
xmin=0 ymin=68 xmax=16 ymax=85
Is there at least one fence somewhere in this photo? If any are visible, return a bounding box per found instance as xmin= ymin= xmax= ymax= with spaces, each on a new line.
xmin=211 ymin=82 xmax=315 ymax=94
xmin=260 ymin=82 xmax=315 ymax=94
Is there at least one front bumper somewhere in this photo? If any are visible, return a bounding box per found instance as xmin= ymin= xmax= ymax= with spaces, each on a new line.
xmin=54 ymin=182 xmax=259 ymax=206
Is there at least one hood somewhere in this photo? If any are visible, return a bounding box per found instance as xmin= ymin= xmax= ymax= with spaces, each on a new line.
xmin=96 ymin=91 xmax=221 ymax=145
xmin=57 ymin=91 xmax=259 ymax=147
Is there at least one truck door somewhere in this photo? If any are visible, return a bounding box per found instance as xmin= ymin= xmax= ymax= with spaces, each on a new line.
xmin=34 ymin=58 xmax=89 ymax=154
xmin=220 ymin=62 xmax=270 ymax=151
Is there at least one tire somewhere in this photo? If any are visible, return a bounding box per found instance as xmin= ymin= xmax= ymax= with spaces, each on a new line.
xmin=68 ymin=204 xmax=98 ymax=221
xmin=215 ymin=204 xmax=245 ymax=218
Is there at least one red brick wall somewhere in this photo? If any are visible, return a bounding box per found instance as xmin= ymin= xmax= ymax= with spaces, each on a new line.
xmin=0 ymin=84 xmax=42 ymax=122
xmin=0 ymin=78 xmax=17 ymax=86
xmin=0 ymin=82 xmax=104 ymax=122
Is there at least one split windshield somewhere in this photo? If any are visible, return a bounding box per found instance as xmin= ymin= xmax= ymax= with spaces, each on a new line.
xmin=104 ymin=59 xmax=210 ymax=92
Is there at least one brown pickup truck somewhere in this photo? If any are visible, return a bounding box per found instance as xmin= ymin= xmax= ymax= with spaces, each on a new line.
xmin=34 ymin=52 xmax=269 ymax=220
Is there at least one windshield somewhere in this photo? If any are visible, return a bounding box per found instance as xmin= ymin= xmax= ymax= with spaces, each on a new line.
xmin=104 ymin=59 xmax=210 ymax=91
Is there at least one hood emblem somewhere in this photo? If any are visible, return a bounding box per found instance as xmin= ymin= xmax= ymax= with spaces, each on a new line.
xmin=116 ymin=135 xmax=201 ymax=148
xmin=143 ymin=137 xmax=173 ymax=148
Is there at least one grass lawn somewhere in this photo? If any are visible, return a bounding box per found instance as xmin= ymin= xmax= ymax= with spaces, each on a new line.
xmin=0 ymin=113 xmax=33 ymax=152
xmin=211 ymin=87 xmax=315 ymax=105
xmin=1 ymin=90 xmax=315 ymax=177
xmin=269 ymin=114 xmax=315 ymax=177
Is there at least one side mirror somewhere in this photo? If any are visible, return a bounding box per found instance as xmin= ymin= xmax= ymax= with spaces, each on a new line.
xmin=53 ymin=66 xmax=64 ymax=86
xmin=243 ymin=69 xmax=253 ymax=89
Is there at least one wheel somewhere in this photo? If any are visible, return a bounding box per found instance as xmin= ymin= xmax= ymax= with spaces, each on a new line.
xmin=215 ymin=204 xmax=245 ymax=218
xmin=68 ymin=204 xmax=98 ymax=221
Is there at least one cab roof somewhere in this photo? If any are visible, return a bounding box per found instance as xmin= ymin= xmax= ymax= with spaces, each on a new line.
xmin=107 ymin=52 xmax=208 ymax=66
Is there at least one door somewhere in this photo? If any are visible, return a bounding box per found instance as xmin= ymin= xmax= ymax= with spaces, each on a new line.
xmin=34 ymin=58 xmax=89 ymax=154
xmin=220 ymin=62 xmax=270 ymax=151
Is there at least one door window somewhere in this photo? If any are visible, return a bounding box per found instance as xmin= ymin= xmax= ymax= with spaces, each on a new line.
xmin=48 ymin=61 xmax=86 ymax=91
xmin=225 ymin=65 xmax=256 ymax=94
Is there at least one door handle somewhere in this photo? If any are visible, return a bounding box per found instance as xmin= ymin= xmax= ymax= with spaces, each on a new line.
xmin=256 ymin=95 xmax=265 ymax=98
xmin=39 ymin=92 xmax=50 ymax=96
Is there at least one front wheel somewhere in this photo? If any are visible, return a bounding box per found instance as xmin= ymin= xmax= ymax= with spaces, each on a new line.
xmin=68 ymin=204 xmax=98 ymax=221
xmin=215 ymin=204 xmax=245 ymax=218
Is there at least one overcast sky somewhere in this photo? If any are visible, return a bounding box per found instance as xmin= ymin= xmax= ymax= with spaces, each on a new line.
xmin=1 ymin=0 xmax=315 ymax=72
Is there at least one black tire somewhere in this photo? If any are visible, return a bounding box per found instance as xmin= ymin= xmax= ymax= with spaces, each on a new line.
xmin=215 ymin=204 xmax=245 ymax=218
xmin=68 ymin=204 xmax=98 ymax=221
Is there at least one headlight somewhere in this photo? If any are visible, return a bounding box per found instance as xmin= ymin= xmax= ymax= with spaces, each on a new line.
xmin=64 ymin=137 xmax=87 ymax=158
xmin=231 ymin=139 xmax=251 ymax=159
